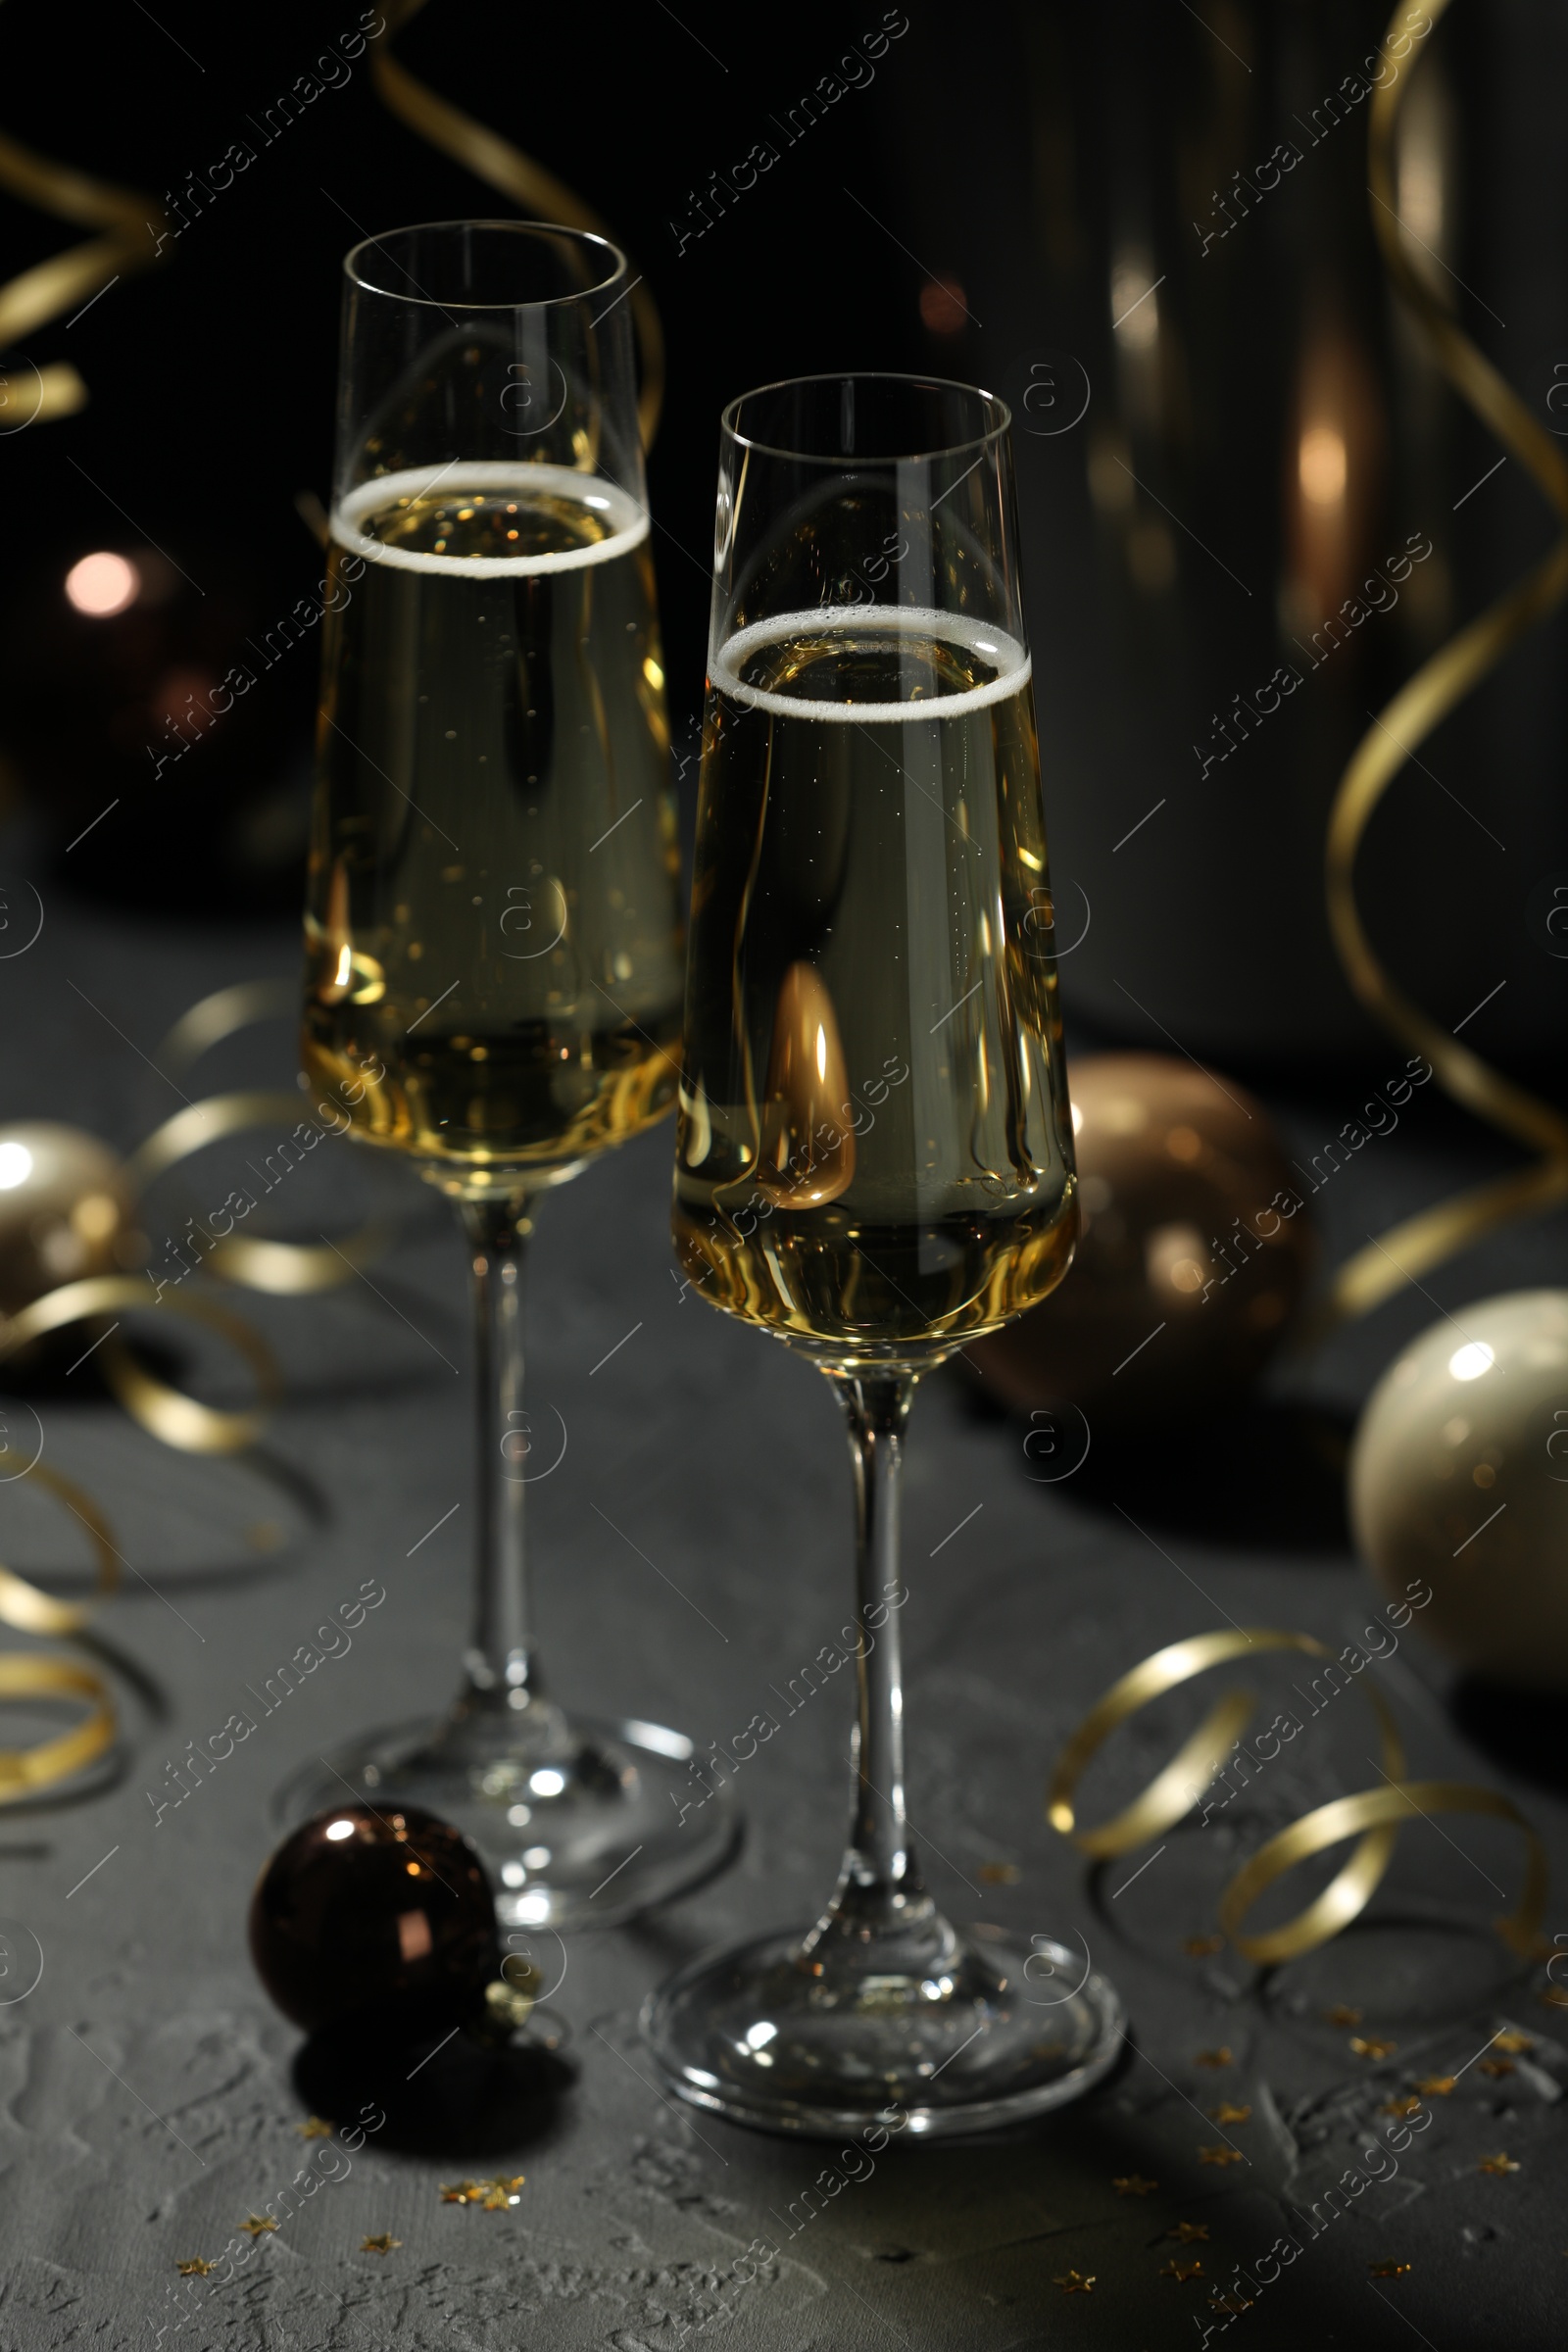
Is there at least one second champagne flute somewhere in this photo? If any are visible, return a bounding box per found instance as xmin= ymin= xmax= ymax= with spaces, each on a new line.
xmin=280 ymin=220 xmax=737 ymax=1929
xmin=645 ymin=372 xmax=1125 ymax=2133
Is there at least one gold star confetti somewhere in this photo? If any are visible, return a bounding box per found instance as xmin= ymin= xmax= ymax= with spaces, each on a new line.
xmin=1160 ymin=2258 xmax=1205 ymax=2283
xmin=1412 ymin=2075 xmax=1456 ymax=2097
xmin=1199 ymin=2145 xmax=1245 ymax=2167
xmin=1324 ymin=2004 xmax=1362 ymax=2027
xmin=1167 ymin=2222 xmax=1210 ymax=2244
xmin=297 ymin=2117 xmax=332 ymax=2139
xmin=1492 ymin=2032 xmax=1534 ymax=2054
xmin=175 ymin=2259 xmax=214 ymax=2278
xmin=1184 ymin=1935 xmax=1224 ymax=1957
xmin=1369 ymin=2261 xmax=1412 ymax=2278
xmin=1380 ymin=2097 xmax=1423 ymax=2120
xmin=361 ymin=2233 xmax=402 ymax=2254
xmin=977 ymin=1860 xmax=1020 ymax=1885
xmin=1111 ymin=2175 xmax=1158 ymax=2196
xmin=439 ymin=2174 xmax=525 ymax=2209
xmin=1349 ymin=2035 xmax=1396 ymax=2060
xmin=239 ymin=2217 xmax=277 ymax=2238
xmin=1209 ymin=2292 xmax=1253 ymax=2315
xmin=1208 ymin=2102 xmax=1251 ymax=2125
xmin=1479 ymin=2058 xmax=1516 ymax=2080
xmin=1053 ymin=2268 xmax=1096 ymax=2293
xmin=1196 ymin=2047 xmax=1233 ymax=2068
xmin=1478 ymin=2153 xmax=1519 ymax=2177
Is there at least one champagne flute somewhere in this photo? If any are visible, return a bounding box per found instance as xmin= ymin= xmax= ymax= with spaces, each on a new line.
xmin=280 ymin=220 xmax=737 ymax=1930
xmin=643 ymin=373 xmax=1125 ymax=2134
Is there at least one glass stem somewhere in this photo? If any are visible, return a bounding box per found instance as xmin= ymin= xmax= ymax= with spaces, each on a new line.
xmin=817 ymin=1371 xmax=934 ymax=1945
xmin=454 ymin=1194 xmax=557 ymax=1738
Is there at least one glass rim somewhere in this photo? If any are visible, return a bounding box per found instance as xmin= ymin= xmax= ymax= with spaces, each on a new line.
xmin=720 ymin=370 xmax=1011 ymax=465
xmin=342 ymin=219 xmax=628 ymax=312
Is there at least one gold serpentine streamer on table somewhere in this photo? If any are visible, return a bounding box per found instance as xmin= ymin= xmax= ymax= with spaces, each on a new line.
xmin=0 ymin=1279 xmax=281 ymax=1456
xmin=370 ymin=0 xmax=664 ymax=450
xmin=1049 ymin=1627 xmax=1548 ymax=1967
xmin=126 ymin=1096 xmax=393 ymax=1297
xmin=0 ymin=1449 xmax=120 ymax=1801
xmin=0 ymin=1451 xmax=118 ymax=1636
xmin=125 ymin=981 xmax=395 ymax=1296
xmin=0 ymin=1657 xmax=117 ymax=1800
xmin=1317 ymin=0 xmax=1568 ymax=1335
xmin=0 ymin=969 xmax=393 ymax=1795
xmin=0 ymin=132 xmax=165 ymax=427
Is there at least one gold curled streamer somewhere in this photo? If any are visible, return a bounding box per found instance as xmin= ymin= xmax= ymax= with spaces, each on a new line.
xmin=1316 ymin=0 xmax=1568 ymax=1336
xmin=0 ymin=1453 xmax=121 ymax=1800
xmin=369 ymin=0 xmax=664 ymax=450
xmin=157 ymin=978 xmax=298 ymax=1081
xmin=0 ymin=1654 xmax=116 ymax=1801
xmin=1050 ymin=1628 xmax=1548 ymax=1968
xmin=1048 ymin=1629 xmax=1407 ymax=1952
xmin=0 ymin=1277 xmax=280 ymax=1455
xmin=0 ymin=131 xmax=165 ymax=426
xmin=124 ymin=1093 xmax=393 ymax=1298
xmin=0 ymin=1449 xmax=118 ymax=1636
xmin=1219 ymin=1780 xmax=1548 ymax=1968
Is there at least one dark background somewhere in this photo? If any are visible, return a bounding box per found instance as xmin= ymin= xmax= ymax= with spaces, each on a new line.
xmin=5 ymin=0 xmax=1566 ymax=1081
xmin=0 ymin=0 xmax=931 ymax=905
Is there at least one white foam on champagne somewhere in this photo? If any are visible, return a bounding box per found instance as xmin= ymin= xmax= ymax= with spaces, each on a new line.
xmin=331 ymin=461 xmax=650 ymax=577
xmin=710 ymin=606 xmax=1031 ymax=723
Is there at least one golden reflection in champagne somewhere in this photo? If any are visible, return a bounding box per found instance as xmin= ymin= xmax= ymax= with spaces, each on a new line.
xmin=757 ymin=961 xmax=857 ymax=1209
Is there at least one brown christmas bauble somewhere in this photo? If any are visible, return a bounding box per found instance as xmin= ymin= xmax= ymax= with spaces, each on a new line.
xmin=968 ymin=1054 xmax=1314 ymax=1424
xmin=0 ymin=1123 xmax=134 ymax=1318
xmin=249 ymin=1803 xmax=500 ymax=2040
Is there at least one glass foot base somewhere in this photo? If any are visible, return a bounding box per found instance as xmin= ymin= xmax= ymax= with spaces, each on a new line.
xmin=274 ymin=1712 xmax=739 ymax=1933
xmin=641 ymin=1919 xmax=1126 ymax=2139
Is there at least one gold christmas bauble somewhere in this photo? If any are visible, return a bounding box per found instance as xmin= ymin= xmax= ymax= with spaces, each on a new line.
xmin=0 ymin=1123 xmax=134 ymax=1318
xmin=967 ymin=1053 xmax=1314 ymax=1423
xmin=1348 ymin=1290 xmax=1568 ymax=1691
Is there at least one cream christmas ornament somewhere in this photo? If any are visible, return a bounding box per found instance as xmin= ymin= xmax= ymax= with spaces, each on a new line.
xmin=1349 ymin=1290 xmax=1568 ymax=1690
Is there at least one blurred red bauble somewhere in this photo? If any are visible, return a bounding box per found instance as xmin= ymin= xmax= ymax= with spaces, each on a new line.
xmin=968 ymin=1053 xmax=1315 ymax=1425
xmin=249 ymin=1802 xmax=500 ymax=2040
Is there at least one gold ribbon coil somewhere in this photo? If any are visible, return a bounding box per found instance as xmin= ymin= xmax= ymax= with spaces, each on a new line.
xmin=0 ymin=1653 xmax=116 ymax=1801
xmin=0 ymin=1277 xmax=280 ymax=1454
xmin=134 ymin=981 xmax=395 ymax=1295
xmin=370 ymin=0 xmax=664 ymax=449
xmin=1317 ymin=0 xmax=1568 ymax=1334
xmin=0 ymin=1449 xmax=118 ymax=1637
xmin=125 ymin=1092 xmax=393 ymax=1298
xmin=1049 ymin=1627 xmax=1545 ymax=1967
xmin=0 ymin=967 xmax=387 ymax=1799
xmin=158 ymin=978 xmax=298 ymax=1081
xmin=1219 ymin=1779 xmax=1548 ymax=1968
xmin=0 ymin=130 xmax=165 ymax=427
xmin=0 ymin=1449 xmax=121 ymax=1801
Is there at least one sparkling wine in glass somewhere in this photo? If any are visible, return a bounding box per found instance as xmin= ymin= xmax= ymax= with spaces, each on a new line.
xmin=279 ymin=220 xmax=737 ymax=1929
xmin=643 ymin=372 xmax=1125 ymax=2133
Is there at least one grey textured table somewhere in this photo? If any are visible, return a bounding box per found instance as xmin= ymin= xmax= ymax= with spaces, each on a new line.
xmin=2 ymin=852 xmax=1566 ymax=2351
